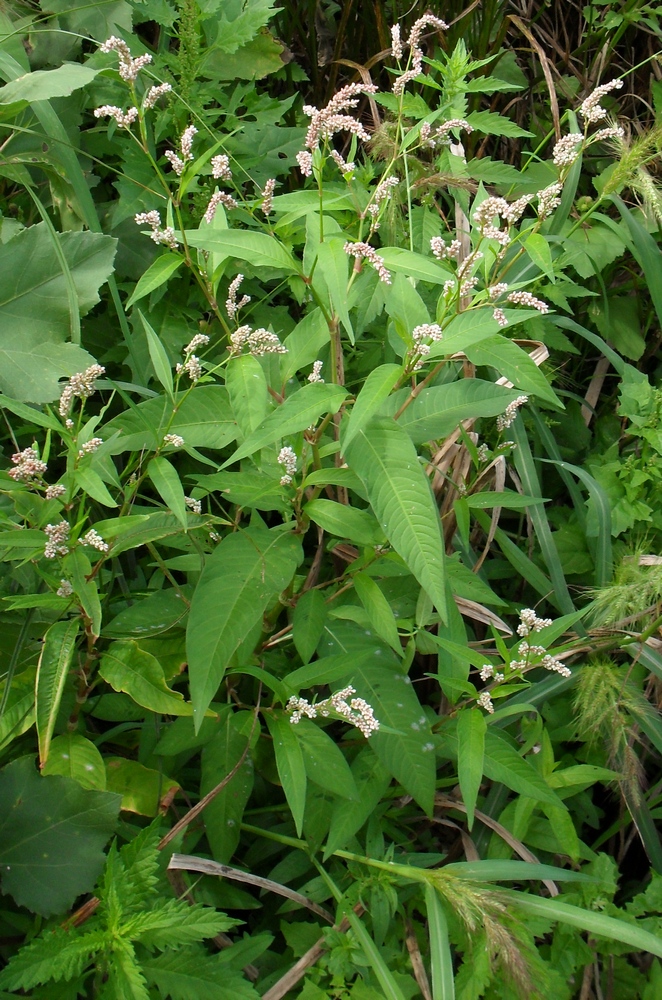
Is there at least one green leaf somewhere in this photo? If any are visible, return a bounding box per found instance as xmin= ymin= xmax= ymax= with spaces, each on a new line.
xmin=0 ymin=225 xmax=115 ymax=402
xmin=295 ymin=718 xmax=359 ymax=799
xmin=304 ymin=499 xmax=385 ymax=547
xmin=126 ymin=254 xmax=184 ymax=309
xmin=103 ymin=588 xmax=189 ymax=639
xmin=425 ymin=885 xmax=455 ymax=1000
xmin=0 ymin=64 xmax=99 ymax=103
xmin=316 ymin=238 xmax=353 ymax=341
xmin=466 ymin=491 xmax=547 ymax=509
xmin=0 ymin=757 xmax=120 ymax=916
xmin=222 ymin=383 xmax=347 ymax=466
xmin=142 ymin=949 xmax=259 ymax=1000
xmin=324 ymin=747 xmax=391 ymax=858
xmin=354 ymin=573 xmax=401 ymax=654
xmin=226 ymin=354 xmax=268 ymax=438
xmin=0 ymin=394 xmax=63 ymax=430
xmin=74 ymin=467 xmax=118 ymax=508
xmin=98 ymin=640 xmax=196 ymax=716
xmin=379 ymin=247 xmax=452 ymax=285
xmin=457 ymin=708 xmax=486 ymax=831
xmin=386 ymin=380 xmax=522 ymax=443
xmin=292 ymin=589 xmax=328 ymax=665
xmin=65 ymin=549 xmax=102 ymax=639
xmin=524 ymin=233 xmax=555 ymax=281
xmin=503 ymin=890 xmax=662 ymax=958
xmin=140 ymin=312 xmax=174 ymax=399
xmin=339 ymin=904 xmax=408 ymax=1000
xmin=184 ymin=229 xmax=299 ymax=273
xmin=192 ymin=470 xmax=288 ymax=512
xmin=104 ymin=386 xmax=236 ymax=454
xmin=280 ymin=308 xmax=330 ymax=382
xmin=36 ymin=619 xmax=79 ymax=767
xmin=343 ymin=363 xmax=402 ymax=450
xmin=187 ymin=527 xmax=301 ymax=724
xmin=465 ymin=336 xmax=561 ymax=406
xmin=344 ymin=417 xmax=447 ymax=621
xmin=41 ymin=733 xmax=106 ymax=791
xmin=105 ymin=758 xmax=179 ymax=817
xmin=202 ymin=712 xmax=254 ymax=864
xmin=266 ymin=712 xmax=307 ymax=836
xmin=466 ymin=109 xmax=533 ymax=137
xmin=148 ymin=456 xmax=187 ymax=527
xmin=483 ymin=729 xmax=562 ymax=806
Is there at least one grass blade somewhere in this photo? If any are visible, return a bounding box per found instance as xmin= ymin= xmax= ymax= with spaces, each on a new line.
xmin=425 ymin=884 xmax=454 ymax=1000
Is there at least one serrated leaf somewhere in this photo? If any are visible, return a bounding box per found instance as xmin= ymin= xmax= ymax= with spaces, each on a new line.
xmin=466 ymin=109 xmax=533 ymax=137
xmin=344 ymin=417 xmax=447 ymax=621
xmin=148 ymin=456 xmax=187 ymax=527
xmin=142 ymin=949 xmax=259 ymax=1000
xmin=41 ymin=733 xmax=106 ymax=790
xmin=0 ymin=757 xmax=120 ymax=916
xmin=187 ymin=527 xmax=301 ymax=725
xmin=99 ymin=640 xmax=196 ymax=716
xmin=457 ymin=708 xmax=486 ymax=830
xmin=266 ymin=712 xmax=307 ymax=836
xmin=126 ymin=254 xmax=184 ymax=308
xmin=222 ymin=383 xmax=347 ymax=466
xmin=36 ymin=619 xmax=79 ymax=767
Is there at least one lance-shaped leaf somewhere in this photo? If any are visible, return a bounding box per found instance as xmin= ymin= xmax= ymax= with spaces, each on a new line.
xmin=99 ymin=641 xmax=196 ymax=717
xmin=222 ymin=383 xmax=347 ymax=467
xmin=148 ymin=456 xmax=187 ymax=527
xmin=344 ymin=416 xmax=447 ymax=620
xmin=343 ymin=362 xmax=402 ymax=450
xmin=457 ymin=708 xmax=486 ymax=831
xmin=266 ymin=712 xmax=307 ymax=837
xmin=36 ymin=619 xmax=80 ymax=767
xmin=202 ymin=710 xmax=255 ymax=864
xmin=187 ymin=528 xmax=302 ymax=725
xmin=184 ymin=229 xmax=299 ymax=273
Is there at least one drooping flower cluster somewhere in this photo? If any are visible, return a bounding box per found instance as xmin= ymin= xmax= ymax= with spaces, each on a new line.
xmin=552 ymin=133 xmax=583 ymax=167
xmin=286 ymin=685 xmax=380 ymax=738
xmin=230 ymin=326 xmax=287 ymax=357
xmin=261 ymin=178 xmax=276 ymax=216
xmin=78 ymin=438 xmax=103 ymax=457
xmin=367 ymin=176 xmax=399 ymax=216
xmin=80 ymin=529 xmax=109 ymax=553
xmin=344 ymin=241 xmax=391 ymax=284
xmin=277 ymin=446 xmax=297 ymax=486
xmin=298 ymin=82 xmax=378 ymax=176
xmin=185 ymin=496 xmax=202 ymax=515
xmin=226 ymin=274 xmax=251 ymax=320
xmin=435 ymin=118 xmax=474 ymax=139
xmin=135 ymin=211 xmax=177 ymax=248
xmin=143 ymin=83 xmax=171 ymax=110
xmin=59 ymin=365 xmax=105 ymax=420
xmin=477 ymin=690 xmax=495 ymax=714
xmin=308 ymin=360 xmax=324 ymax=384
xmin=536 ymin=182 xmax=563 ymax=219
xmin=57 ymin=579 xmax=73 ymax=598
xmin=497 ymin=394 xmax=529 ymax=431
xmin=46 ymin=484 xmax=66 ymax=500
xmin=44 ymin=521 xmax=70 ymax=559
xmin=211 ymin=154 xmax=232 ymax=181
xmin=431 ymin=237 xmax=462 ymax=260
xmin=204 ymin=191 xmax=237 ymax=224
xmin=392 ymin=15 xmax=448 ymax=95
xmin=8 ymin=447 xmax=47 ymax=482
xmin=579 ymin=78 xmax=623 ymax=124
xmin=517 ymin=608 xmax=553 ymax=636
xmin=176 ymin=355 xmax=203 ymax=381
xmin=506 ymin=291 xmax=549 ymax=313
xmin=94 ymin=105 xmax=138 ymax=129
xmin=509 ymin=610 xmax=571 ymax=677
xmin=163 ymin=433 xmax=184 ymax=448
xmin=411 ymin=323 xmax=443 ymax=369
xmin=100 ymin=36 xmax=152 ymax=81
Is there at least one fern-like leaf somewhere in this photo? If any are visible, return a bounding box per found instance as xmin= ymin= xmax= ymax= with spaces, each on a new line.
xmin=142 ymin=948 xmax=259 ymax=1000
xmin=101 ymin=939 xmax=150 ymax=1000
xmin=0 ymin=928 xmax=105 ymax=992
xmin=125 ymin=899 xmax=237 ymax=950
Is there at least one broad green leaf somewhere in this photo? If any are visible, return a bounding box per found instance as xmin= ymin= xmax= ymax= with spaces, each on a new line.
xmin=425 ymin=885 xmax=455 ymax=1000
xmin=503 ymin=890 xmax=662 ymax=958
xmin=99 ymin=640 xmax=196 ymax=716
xmin=187 ymin=527 xmax=302 ymax=724
xmin=0 ymin=339 xmax=98 ymax=406
xmin=385 ymin=380 xmax=521 ymax=443
xmin=126 ymin=254 xmax=184 ymax=309
xmin=102 ymin=512 xmax=189 ymax=557
xmin=292 ymin=589 xmax=328 ymax=665
xmin=0 ymin=528 xmax=48 ymax=553
xmin=0 ymin=395 xmax=62 ymax=431
xmin=483 ymin=729 xmax=562 ymax=807
xmin=383 ymin=272 xmax=429 ymax=344
xmin=280 ymin=308 xmax=330 ymax=382
xmin=354 ymin=573 xmax=401 ymax=654
xmin=184 ymin=229 xmax=299 ymax=273
xmin=65 ymin=549 xmax=102 ymax=639
xmin=324 ymin=747 xmax=391 ymax=858
xmin=0 ymin=757 xmax=120 ymax=916
xmin=104 ymin=386 xmax=236 ymax=453
xmin=295 ymin=718 xmax=358 ymax=800
xmin=465 ymin=336 xmax=561 ymax=406
xmin=379 ymin=247 xmax=452 ymax=285
xmin=143 ymin=950 xmax=259 ymax=1000
xmin=304 ymin=499 xmax=385 ymax=547
xmin=226 ymin=354 xmax=268 ymax=438
xmin=36 ymin=618 xmax=79 ymax=767
xmin=105 ymin=758 xmax=179 ymax=817
xmin=103 ymin=588 xmax=189 ymax=639
xmin=73 ymin=467 xmax=118 ymax=508
xmin=202 ymin=710 xmax=254 ymax=863
xmin=140 ymin=312 xmax=174 ymax=399
xmin=343 ymin=363 xmax=402 ymax=450
xmin=316 ymin=237 xmax=353 ymax=341
xmin=0 ymin=64 xmax=99 ymax=103
xmin=466 ymin=491 xmax=547 ymax=509
xmin=266 ymin=712 xmax=307 ymax=836
xmin=148 ymin=456 xmax=187 ymax=527
xmin=525 ymin=233 xmax=554 ymax=281
xmin=302 ymin=466 xmax=366 ymax=497
xmin=223 ymin=383 xmax=347 ymax=466
xmin=427 ymin=308 xmax=540 ymax=359
xmin=457 ymin=708 xmax=486 ymax=831
xmin=344 ymin=417 xmax=447 ymax=620
xmin=41 ymin=733 xmax=106 ymax=791
xmin=192 ymin=470 xmax=288 ymax=511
